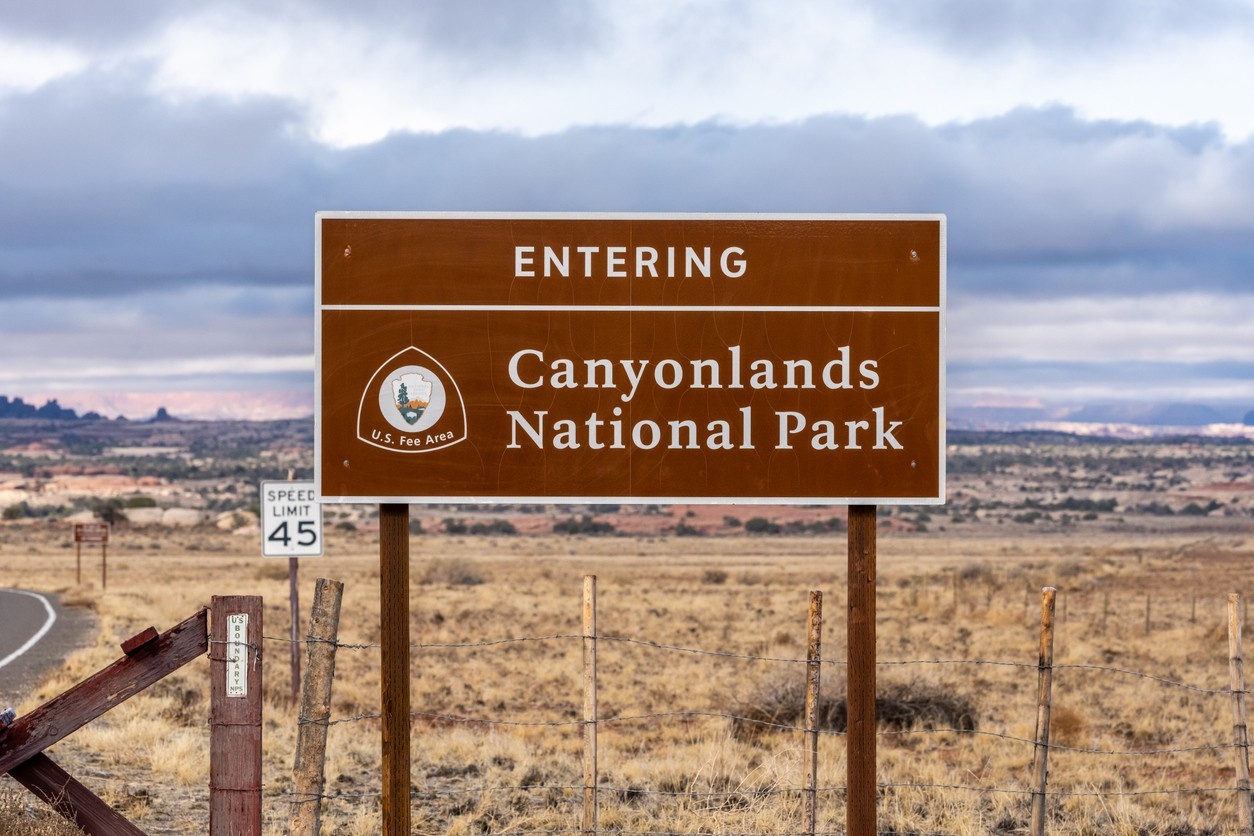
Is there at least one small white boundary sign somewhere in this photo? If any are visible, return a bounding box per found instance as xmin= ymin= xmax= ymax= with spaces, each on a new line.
xmin=226 ymin=613 xmax=249 ymax=697
xmin=260 ymin=480 xmax=324 ymax=557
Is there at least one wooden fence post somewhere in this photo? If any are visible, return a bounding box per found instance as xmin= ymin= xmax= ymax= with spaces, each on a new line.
xmin=803 ymin=590 xmax=823 ymax=835
xmin=1228 ymin=593 xmax=1254 ymax=835
xmin=210 ymin=595 xmax=263 ymax=836
xmin=1030 ymin=587 xmax=1057 ymax=836
xmin=291 ymin=578 xmax=345 ymax=836
xmin=582 ymin=575 xmax=598 ymax=835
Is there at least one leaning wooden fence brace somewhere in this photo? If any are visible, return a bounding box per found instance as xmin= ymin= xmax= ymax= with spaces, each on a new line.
xmin=210 ymin=595 xmax=264 ymax=836
xmin=0 ymin=609 xmax=207 ymax=835
xmin=292 ymin=578 xmax=346 ymax=836
xmin=0 ymin=603 xmax=265 ymax=835
xmin=1228 ymin=592 xmax=1254 ymax=835
xmin=1030 ymin=587 xmax=1057 ymax=836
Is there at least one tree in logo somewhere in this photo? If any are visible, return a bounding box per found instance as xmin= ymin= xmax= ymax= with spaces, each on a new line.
xmin=391 ymin=372 xmax=433 ymax=426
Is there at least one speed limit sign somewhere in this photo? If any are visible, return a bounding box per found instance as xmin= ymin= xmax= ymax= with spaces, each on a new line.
xmin=260 ymin=481 xmax=324 ymax=557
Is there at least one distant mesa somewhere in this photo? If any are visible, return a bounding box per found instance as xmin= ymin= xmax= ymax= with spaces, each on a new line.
xmin=1066 ymin=402 xmax=1227 ymax=426
xmin=0 ymin=394 xmax=185 ymax=422
xmin=0 ymin=395 xmax=98 ymax=421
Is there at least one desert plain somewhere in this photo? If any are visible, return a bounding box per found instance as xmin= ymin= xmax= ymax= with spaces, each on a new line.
xmin=0 ymin=417 xmax=1252 ymax=834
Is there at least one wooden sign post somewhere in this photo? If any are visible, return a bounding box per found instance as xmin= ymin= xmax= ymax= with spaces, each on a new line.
xmin=73 ymin=523 xmax=109 ymax=590
xmin=314 ymin=213 xmax=945 ymax=833
xmin=847 ymin=505 xmax=878 ymax=833
xmin=379 ymin=504 xmax=411 ymax=835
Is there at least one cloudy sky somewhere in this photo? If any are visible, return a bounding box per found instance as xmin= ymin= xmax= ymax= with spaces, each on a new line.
xmin=1 ymin=1 xmax=1251 ymax=420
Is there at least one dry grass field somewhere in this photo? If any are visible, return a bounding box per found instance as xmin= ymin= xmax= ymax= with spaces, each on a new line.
xmin=2 ymin=522 xmax=1254 ymax=834
xmin=1 ymin=429 xmax=1252 ymax=833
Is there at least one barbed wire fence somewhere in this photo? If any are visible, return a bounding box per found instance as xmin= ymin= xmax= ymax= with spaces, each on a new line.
xmin=258 ymin=580 xmax=1254 ymax=836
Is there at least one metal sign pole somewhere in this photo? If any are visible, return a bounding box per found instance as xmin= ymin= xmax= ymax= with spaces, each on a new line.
xmin=289 ymin=556 xmax=301 ymax=706
xmin=379 ymin=503 xmax=411 ymax=835
xmin=847 ymin=505 xmax=877 ymax=835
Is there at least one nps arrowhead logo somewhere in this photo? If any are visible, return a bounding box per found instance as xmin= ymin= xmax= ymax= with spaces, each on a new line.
xmin=357 ymin=346 xmax=467 ymax=453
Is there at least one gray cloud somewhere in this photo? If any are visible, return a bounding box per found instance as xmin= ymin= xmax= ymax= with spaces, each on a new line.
xmin=1 ymin=64 xmax=1250 ymax=306
xmin=0 ymin=1 xmax=201 ymax=46
xmin=1 ymin=1 xmax=606 ymax=65
xmin=311 ymin=0 xmax=607 ymax=63
xmin=870 ymin=0 xmax=1254 ymax=55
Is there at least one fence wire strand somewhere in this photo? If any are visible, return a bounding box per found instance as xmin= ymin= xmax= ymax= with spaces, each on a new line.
xmin=261 ymin=632 xmax=1246 ymax=694
xmin=258 ymin=612 xmax=1252 ymax=829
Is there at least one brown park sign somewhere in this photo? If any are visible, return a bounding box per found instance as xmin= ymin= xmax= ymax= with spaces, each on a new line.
xmin=74 ymin=522 xmax=110 ymax=544
xmin=315 ymin=213 xmax=945 ymax=504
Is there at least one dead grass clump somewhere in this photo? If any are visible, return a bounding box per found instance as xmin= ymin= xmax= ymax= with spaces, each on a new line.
xmin=731 ymin=675 xmax=978 ymax=742
xmin=419 ymin=557 xmax=487 ymax=586
xmin=56 ymin=588 xmax=98 ymax=611
xmin=701 ymin=568 xmax=729 ymax=585
xmin=253 ymin=561 xmax=289 ymax=581
xmin=956 ymin=562 xmax=997 ymax=583
xmin=0 ymin=791 xmax=82 ymax=836
xmin=1049 ymin=704 xmax=1088 ymax=746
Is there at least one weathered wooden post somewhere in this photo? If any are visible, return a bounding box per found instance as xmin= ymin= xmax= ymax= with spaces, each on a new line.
xmin=210 ymin=595 xmax=263 ymax=835
xmin=803 ymin=590 xmax=823 ymax=834
xmin=291 ymin=578 xmax=345 ymax=836
xmin=582 ymin=575 xmax=598 ymax=834
xmin=1030 ymin=587 xmax=1057 ymax=836
xmin=1229 ymin=593 xmax=1254 ymax=835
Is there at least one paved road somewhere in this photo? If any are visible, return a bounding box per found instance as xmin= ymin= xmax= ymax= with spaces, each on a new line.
xmin=0 ymin=588 xmax=97 ymax=710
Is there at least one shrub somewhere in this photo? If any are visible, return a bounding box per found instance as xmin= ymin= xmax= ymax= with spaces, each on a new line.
xmin=782 ymin=517 xmax=846 ymax=535
xmin=744 ymin=517 xmax=781 ymax=535
xmin=701 ymin=569 xmax=729 ymax=585
xmin=553 ymin=516 xmax=616 ymax=536
xmin=92 ymin=499 xmax=128 ymax=525
xmin=469 ymin=519 xmax=517 ymax=536
xmin=731 ymin=674 xmax=977 ymax=742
